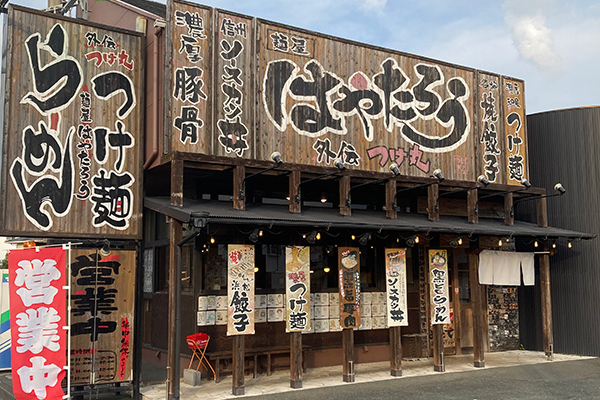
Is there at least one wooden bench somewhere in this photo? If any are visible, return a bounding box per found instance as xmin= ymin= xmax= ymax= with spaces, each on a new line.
xmin=207 ymin=345 xmax=310 ymax=382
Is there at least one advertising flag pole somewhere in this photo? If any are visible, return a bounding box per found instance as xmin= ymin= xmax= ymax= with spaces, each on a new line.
xmin=62 ymin=242 xmax=72 ymax=400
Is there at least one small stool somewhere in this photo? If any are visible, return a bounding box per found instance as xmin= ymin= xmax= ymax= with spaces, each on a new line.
xmin=186 ymin=333 xmax=216 ymax=380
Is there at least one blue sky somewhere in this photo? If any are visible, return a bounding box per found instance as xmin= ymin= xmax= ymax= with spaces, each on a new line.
xmin=7 ymin=0 xmax=600 ymax=114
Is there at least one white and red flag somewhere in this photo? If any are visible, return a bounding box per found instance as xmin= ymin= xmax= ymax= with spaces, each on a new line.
xmin=9 ymin=247 xmax=67 ymax=400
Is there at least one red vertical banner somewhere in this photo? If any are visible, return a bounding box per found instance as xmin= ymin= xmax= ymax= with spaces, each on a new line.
xmin=9 ymin=247 xmax=67 ymax=400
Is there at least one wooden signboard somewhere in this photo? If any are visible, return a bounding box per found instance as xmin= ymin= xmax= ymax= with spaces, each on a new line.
xmin=429 ymin=249 xmax=450 ymax=325
xmin=477 ymin=72 xmax=505 ymax=185
xmin=169 ymin=1 xmax=212 ymax=155
xmin=227 ymin=245 xmax=255 ymax=336
xmin=338 ymin=247 xmax=360 ymax=329
xmin=0 ymin=6 xmax=144 ymax=239
xmin=385 ymin=248 xmax=408 ymax=327
xmin=502 ymin=77 xmax=528 ymax=185
xmin=285 ymin=246 xmax=311 ymax=332
xmin=70 ymin=249 xmax=136 ymax=385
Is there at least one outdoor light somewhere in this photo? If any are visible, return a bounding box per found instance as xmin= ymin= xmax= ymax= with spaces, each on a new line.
xmin=316 ymin=232 xmax=321 ymax=240
xmin=210 ymin=237 xmax=215 ymax=244
xmin=449 ymin=237 xmax=463 ymax=248
xmin=552 ymin=242 xmax=557 ymax=249
xmin=254 ymin=267 xmax=259 ymax=273
xmin=240 ymin=150 xmax=284 ymax=200
xmin=259 ymin=230 xmax=264 ymax=237
xmin=406 ymin=235 xmax=419 ymax=247
xmin=389 ymin=162 xmax=400 ymax=177
xmin=320 ymin=193 xmax=328 ymax=203
xmin=394 ymin=169 xmax=445 ymax=211
xmin=477 ymin=175 xmax=491 ymax=186
xmin=476 ymin=177 xmax=531 ymax=216
xmin=554 ymin=183 xmax=566 ymax=195
xmin=534 ymin=240 xmax=539 ymax=248
xmin=458 ymin=237 xmax=463 ymax=245
xmin=249 ymin=229 xmax=261 ymax=243
xmin=358 ymin=233 xmax=371 ymax=246
xmin=100 ymin=239 xmax=111 ymax=256
xmin=324 ymin=267 xmax=331 ymax=273
xmin=415 ymin=235 xmax=420 ymax=244
xmin=521 ymin=178 xmax=531 ymax=188
xmin=568 ymin=241 xmax=572 ymax=248
xmin=306 ymin=231 xmax=319 ymax=244
xmin=432 ymin=169 xmax=445 ymax=181
xmin=436 ymin=174 xmax=490 ymax=212
xmin=498 ymin=239 xmax=503 ymax=247
xmin=346 ymin=162 xmax=401 ymax=207
xmin=295 ymin=158 xmax=345 ymax=204
xmin=511 ymin=182 xmax=567 ymax=218
xmin=351 ymin=234 xmax=356 ymax=241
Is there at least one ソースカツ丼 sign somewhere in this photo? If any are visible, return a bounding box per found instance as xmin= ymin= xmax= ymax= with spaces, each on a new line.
xmin=385 ymin=248 xmax=408 ymax=327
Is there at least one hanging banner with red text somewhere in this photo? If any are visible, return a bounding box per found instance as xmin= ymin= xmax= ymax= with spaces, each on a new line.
xmin=227 ymin=245 xmax=255 ymax=335
xmin=429 ymin=249 xmax=450 ymax=325
xmin=385 ymin=248 xmax=408 ymax=327
xmin=285 ymin=246 xmax=311 ymax=332
xmin=9 ymin=247 xmax=67 ymax=400
xmin=339 ymin=247 xmax=360 ymax=329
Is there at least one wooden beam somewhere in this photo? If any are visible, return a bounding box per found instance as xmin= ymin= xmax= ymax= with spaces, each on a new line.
xmin=339 ymin=175 xmax=351 ymax=216
xmin=504 ymin=192 xmax=514 ymax=226
xmin=171 ymin=159 xmax=183 ymax=207
xmin=539 ymin=251 xmax=553 ymax=360
xmin=389 ymin=326 xmax=402 ymax=376
xmin=386 ymin=179 xmax=397 ymax=219
xmin=167 ymin=218 xmax=182 ymax=398
xmin=290 ymin=332 xmax=303 ymax=388
xmin=233 ymin=165 xmax=245 ymax=211
xmin=428 ymin=183 xmax=439 ymax=221
xmin=289 ymin=170 xmax=301 ymax=214
xmin=469 ymin=252 xmax=485 ymax=367
xmin=232 ymin=335 xmax=245 ymax=395
xmin=468 ymin=189 xmax=478 ymax=223
xmin=342 ymin=328 xmax=355 ymax=382
xmin=432 ymin=324 xmax=444 ymax=372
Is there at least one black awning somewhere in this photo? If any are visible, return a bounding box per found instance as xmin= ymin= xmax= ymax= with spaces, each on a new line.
xmin=144 ymin=196 xmax=595 ymax=240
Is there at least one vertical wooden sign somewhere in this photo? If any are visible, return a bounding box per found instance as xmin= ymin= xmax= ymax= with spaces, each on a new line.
xmin=227 ymin=245 xmax=255 ymax=335
xmin=385 ymin=248 xmax=408 ymax=327
xmin=503 ymin=78 xmax=528 ymax=185
xmin=285 ymin=246 xmax=311 ymax=332
xmin=338 ymin=247 xmax=360 ymax=329
xmin=429 ymin=249 xmax=450 ymax=325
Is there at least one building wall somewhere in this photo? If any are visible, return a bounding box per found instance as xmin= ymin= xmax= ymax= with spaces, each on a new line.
xmin=525 ymin=106 xmax=600 ymax=356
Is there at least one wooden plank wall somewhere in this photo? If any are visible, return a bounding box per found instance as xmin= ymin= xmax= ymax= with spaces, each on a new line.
xmin=1 ymin=6 xmax=143 ymax=239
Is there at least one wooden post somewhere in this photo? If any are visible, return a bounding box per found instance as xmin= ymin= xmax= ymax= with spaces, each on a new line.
xmin=233 ymin=165 xmax=246 ymax=211
xmin=171 ymin=159 xmax=183 ymax=207
xmin=432 ymin=324 xmax=444 ymax=372
xmin=232 ymin=335 xmax=245 ymax=395
xmin=342 ymin=328 xmax=355 ymax=382
xmin=539 ymin=250 xmax=553 ymax=360
xmin=167 ymin=218 xmax=182 ymax=399
xmin=469 ymin=253 xmax=485 ymax=367
xmin=289 ymin=170 xmax=301 ymax=214
xmin=468 ymin=189 xmax=478 ymax=224
xmin=389 ymin=326 xmax=402 ymax=376
xmin=339 ymin=175 xmax=351 ymax=216
xmin=290 ymin=332 xmax=303 ymax=388
xmin=428 ymin=184 xmax=439 ymax=221
xmin=504 ymin=192 xmax=514 ymax=226
xmin=385 ymin=179 xmax=397 ymax=219
xmin=537 ymin=197 xmax=548 ymax=228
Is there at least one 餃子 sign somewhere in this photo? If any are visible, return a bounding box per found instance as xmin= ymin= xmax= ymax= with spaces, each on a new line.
xmin=1 ymin=6 xmax=143 ymax=239
xmin=227 ymin=245 xmax=255 ymax=335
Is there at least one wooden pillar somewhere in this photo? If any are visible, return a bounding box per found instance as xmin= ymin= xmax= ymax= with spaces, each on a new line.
xmin=539 ymin=251 xmax=553 ymax=360
xmin=167 ymin=218 xmax=182 ymax=398
xmin=469 ymin=253 xmax=485 ymax=367
xmin=171 ymin=159 xmax=183 ymax=207
xmin=504 ymin=192 xmax=514 ymax=226
xmin=432 ymin=324 xmax=444 ymax=372
xmin=389 ymin=326 xmax=402 ymax=376
xmin=468 ymin=189 xmax=478 ymax=223
xmin=233 ymin=165 xmax=246 ymax=211
xmin=342 ymin=328 xmax=355 ymax=382
xmin=385 ymin=179 xmax=397 ymax=219
xmin=290 ymin=332 xmax=303 ymax=388
xmin=428 ymin=183 xmax=439 ymax=221
xmin=232 ymin=335 xmax=245 ymax=395
xmin=289 ymin=170 xmax=301 ymax=214
xmin=339 ymin=175 xmax=351 ymax=216
xmin=537 ymin=197 xmax=548 ymax=227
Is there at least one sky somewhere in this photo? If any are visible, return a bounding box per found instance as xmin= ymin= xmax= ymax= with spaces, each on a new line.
xmin=6 ymin=0 xmax=600 ymax=114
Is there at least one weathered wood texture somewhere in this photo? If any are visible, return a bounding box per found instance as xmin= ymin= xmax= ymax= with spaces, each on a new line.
xmin=168 ymin=218 xmax=182 ymax=397
xmin=504 ymin=192 xmax=514 ymax=226
xmin=389 ymin=326 xmax=402 ymax=376
xmin=1 ymin=6 xmax=144 ymax=239
xmin=502 ymin=77 xmax=529 ymax=185
xmin=469 ymin=253 xmax=485 ymax=367
xmin=290 ymin=332 xmax=303 ymax=388
xmin=539 ymin=252 xmax=553 ymax=358
xmin=69 ymin=249 xmax=136 ymax=384
xmin=342 ymin=328 xmax=355 ymax=382
xmin=432 ymin=324 xmax=444 ymax=372
xmin=232 ymin=335 xmax=246 ymax=395
xmin=160 ymin=2 xmax=528 ymax=185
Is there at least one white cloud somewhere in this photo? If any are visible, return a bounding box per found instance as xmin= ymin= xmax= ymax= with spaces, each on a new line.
xmin=503 ymin=0 xmax=562 ymax=74
xmin=357 ymin=0 xmax=387 ymax=13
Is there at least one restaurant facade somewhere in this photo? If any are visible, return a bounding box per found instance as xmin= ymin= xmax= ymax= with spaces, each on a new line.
xmin=0 ymin=0 xmax=593 ymax=398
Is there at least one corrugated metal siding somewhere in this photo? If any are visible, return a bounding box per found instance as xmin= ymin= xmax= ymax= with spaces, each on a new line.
xmin=525 ymin=107 xmax=600 ymax=356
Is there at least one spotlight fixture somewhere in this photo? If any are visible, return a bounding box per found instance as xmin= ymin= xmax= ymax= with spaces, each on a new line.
xmin=521 ymin=178 xmax=531 ymax=188
xmin=554 ymin=183 xmax=566 ymax=195
xmin=306 ymin=231 xmax=319 ymax=244
xmin=449 ymin=237 xmax=463 ymax=248
xmin=100 ymin=240 xmax=111 ymax=256
xmin=389 ymin=162 xmax=400 ymax=177
xmin=249 ymin=229 xmax=261 ymax=243
xmin=432 ymin=169 xmax=445 ymax=181
xmin=436 ymin=174 xmax=490 ymax=212
xmin=511 ymin=181 xmax=567 ymax=218
xmin=406 ymin=234 xmax=419 ymax=247
xmin=295 ymin=158 xmax=345 ymax=204
xmin=358 ymin=233 xmax=371 ymax=246
xmin=476 ymin=177 xmax=531 ymax=216
xmin=346 ymin=162 xmax=401 ymax=207
xmin=393 ymin=169 xmax=445 ymax=211
xmin=240 ymin=151 xmax=284 ymax=200
xmin=477 ymin=175 xmax=491 ymax=186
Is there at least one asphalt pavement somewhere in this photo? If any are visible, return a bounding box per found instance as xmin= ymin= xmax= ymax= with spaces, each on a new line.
xmin=241 ymin=358 xmax=600 ymax=400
